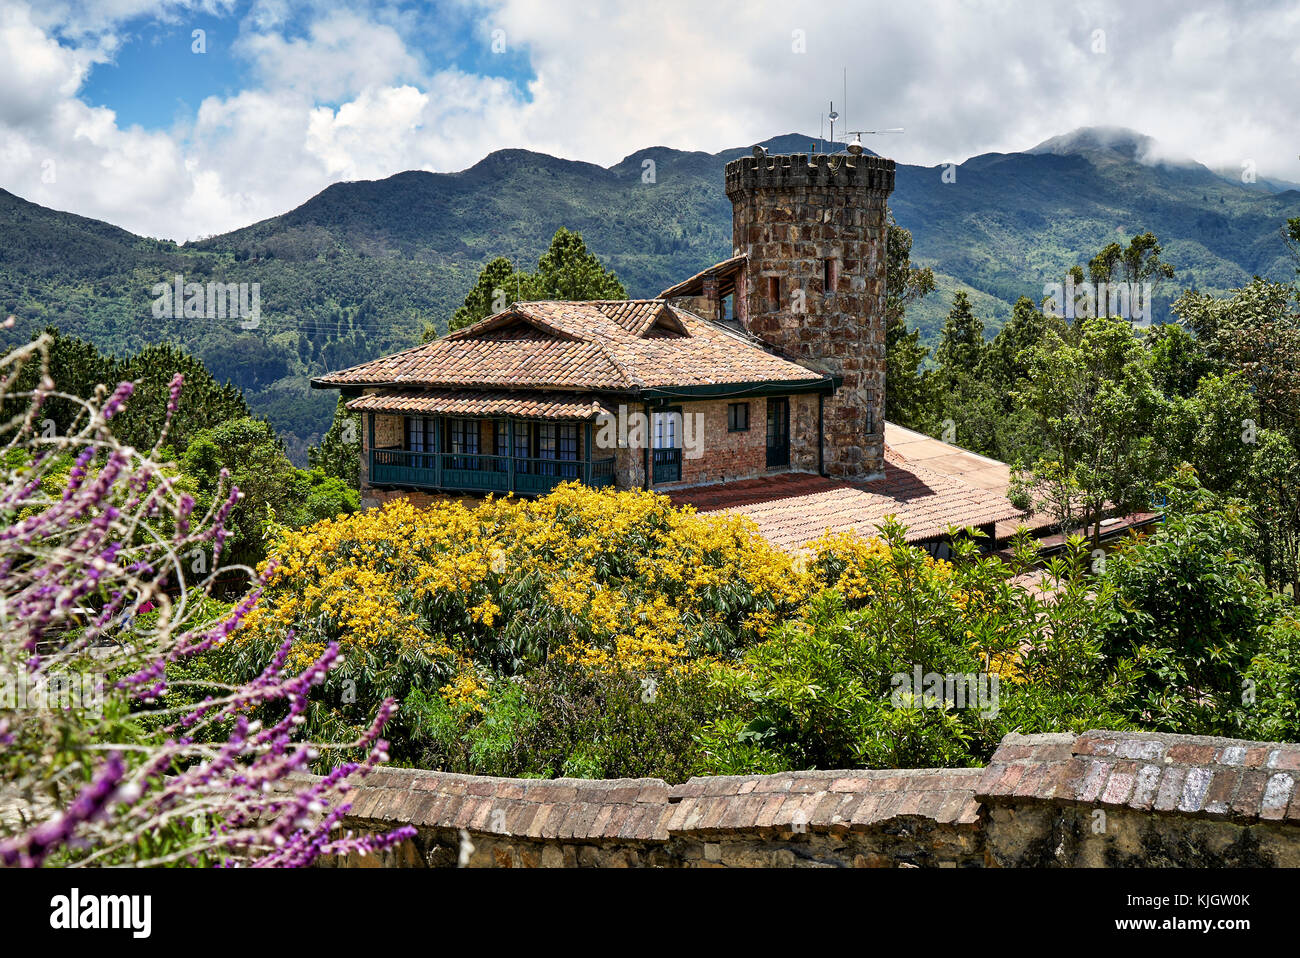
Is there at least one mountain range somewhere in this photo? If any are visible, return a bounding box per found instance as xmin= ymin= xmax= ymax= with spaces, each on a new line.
xmin=2 ymin=126 xmax=1297 ymax=459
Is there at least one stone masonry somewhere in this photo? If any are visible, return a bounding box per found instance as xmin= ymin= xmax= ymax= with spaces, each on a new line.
xmin=726 ymin=149 xmax=895 ymax=481
xmin=317 ymin=729 xmax=1300 ymax=868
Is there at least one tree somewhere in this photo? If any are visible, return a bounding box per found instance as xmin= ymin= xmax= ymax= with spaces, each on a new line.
xmin=883 ymin=218 xmax=939 ymax=431
xmin=984 ymin=296 xmax=1059 ymax=395
xmin=1160 ymin=372 xmax=1258 ymax=498
xmin=443 ymin=256 xmax=526 ymax=335
xmin=933 ymin=292 xmax=1001 ymax=457
xmin=1245 ymin=429 xmax=1300 ymax=597
xmin=2 ymin=330 xmax=249 ymax=454
xmin=1095 ymin=469 xmax=1276 ymax=736
xmin=1012 ymin=314 xmax=1166 ymax=543
xmin=935 ymin=291 xmax=985 ymax=372
xmin=531 ymin=227 xmax=626 ymax=302
xmin=182 ymin=417 xmax=297 ymax=569
xmin=1144 ymin=321 xmax=1219 ymax=400
xmin=1086 ymin=232 xmax=1175 ymax=294
xmin=440 ymin=229 xmax=627 ymax=336
xmin=1174 ymin=279 xmax=1300 ymax=436
xmin=308 ymin=395 xmax=362 ymax=490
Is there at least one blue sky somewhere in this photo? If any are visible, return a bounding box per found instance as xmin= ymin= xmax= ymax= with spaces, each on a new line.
xmin=76 ymin=2 xmax=537 ymax=130
xmin=4 ymin=0 xmax=1299 ymax=241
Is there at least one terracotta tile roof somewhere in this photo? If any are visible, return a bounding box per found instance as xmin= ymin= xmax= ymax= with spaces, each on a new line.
xmin=314 ymin=300 xmax=827 ymax=393
xmin=347 ymin=390 xmax=613 ymax=421
xmin=669 ymin=449 xmax=1026 ymax=550
xmin=884 ymin=422 xmax=1011 ymax=495
xmin=657 ymin=254 xmax=747 ymax=299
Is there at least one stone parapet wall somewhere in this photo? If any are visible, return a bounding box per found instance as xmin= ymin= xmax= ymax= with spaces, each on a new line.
xmin=724 ymin=152 xmax=896 ymax=196
xmin=318 ymin=730 xmax=1300 ymax=868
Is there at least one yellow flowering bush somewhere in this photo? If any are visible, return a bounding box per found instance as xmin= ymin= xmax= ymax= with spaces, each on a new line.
xmin=219 ymin=488 xmax=1130 ymax=774
xmin=227 ymin=482 xmax=812 ymax=753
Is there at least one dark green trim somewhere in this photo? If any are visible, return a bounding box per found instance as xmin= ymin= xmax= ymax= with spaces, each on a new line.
xmin=639 ymin=377 xmax=836 ymax=401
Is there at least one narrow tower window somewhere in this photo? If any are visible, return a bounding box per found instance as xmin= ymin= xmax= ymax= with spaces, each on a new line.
xmin=823 ymin=258 xmax=839 ymax=295
xmin=766 ymin=276 xmax=781 ymax=310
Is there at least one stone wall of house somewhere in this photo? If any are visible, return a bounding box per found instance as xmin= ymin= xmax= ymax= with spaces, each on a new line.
xmin=790 ymin=393 xmax=820 ymax=472
xmin=317 ymin=730 xmax=1300 ymax=868
xmin=649 ymin=397 xmax=769 ymax=490
xmin=726 ymin=150 xmax=893 ymax=482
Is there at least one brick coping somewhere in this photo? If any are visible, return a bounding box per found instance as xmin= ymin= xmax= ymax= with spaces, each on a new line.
xmin=326 ymin=731 xmax=1300 ymax=843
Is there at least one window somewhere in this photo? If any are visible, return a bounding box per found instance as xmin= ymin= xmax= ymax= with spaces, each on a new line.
xmin=728 ymin=402 xmax=750 ymax=432
xmin=822 ymin=257 xmax=838 ymax=295
xmin=766 ymin=275 xmax=781 ymax=310
xmin=558 ymin=423 xmax=579 ymax=479
xmin=538 ymin=423 xmax=557 ymax=476
xmin=447 ymin=418 xmax=479 ymax=470
xmin=495 ymin=421 xmax=508 ymax=472
xmin=405 ymin=416 xmax=429 ymax=452
xmin=651 ymin=409 xmax=683 ymax=483
xmin=514 ymin=422 xmax=532 ymax=473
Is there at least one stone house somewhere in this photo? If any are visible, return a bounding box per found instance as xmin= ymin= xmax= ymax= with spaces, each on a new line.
xmin=313 ymin=144 xmax=1027 ymax=550
xmin=314 ymin=145 xmax=895 ymax=502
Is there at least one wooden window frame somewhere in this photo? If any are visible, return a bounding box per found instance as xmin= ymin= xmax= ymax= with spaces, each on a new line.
xmin=728 ymin=402 xmax=750 ymax=432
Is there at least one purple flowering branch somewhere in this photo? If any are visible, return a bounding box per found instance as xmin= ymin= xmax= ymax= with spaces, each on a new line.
xmin=0 ymin=335 xmax=409 ymax=867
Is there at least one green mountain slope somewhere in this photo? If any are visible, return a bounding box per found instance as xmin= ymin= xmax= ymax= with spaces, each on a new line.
xmin=2 ymin=127 xmax=1296 ymax=458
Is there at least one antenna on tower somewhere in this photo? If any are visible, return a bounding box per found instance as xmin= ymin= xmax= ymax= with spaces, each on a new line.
xmin=843 ymin=67 xmax=847 ymax=143
xmin=827 ymin=101 xmax=839 ymax=148
xmin=844 ymin=128 xmax=905 ymax=155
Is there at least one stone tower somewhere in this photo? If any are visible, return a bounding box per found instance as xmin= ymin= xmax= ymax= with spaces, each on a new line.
xmin=725 ymin=146 xmax=895 ymax=480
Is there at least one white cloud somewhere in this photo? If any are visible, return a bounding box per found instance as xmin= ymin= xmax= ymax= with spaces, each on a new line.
xmin=1 ymin=0 xmax=1299 ymax=241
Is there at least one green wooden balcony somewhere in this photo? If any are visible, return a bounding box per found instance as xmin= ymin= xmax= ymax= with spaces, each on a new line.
xmin=371 ymin=448 xmax=616 ymax=495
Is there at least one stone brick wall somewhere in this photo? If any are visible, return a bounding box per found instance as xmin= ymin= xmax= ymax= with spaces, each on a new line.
xmin=726 ymin=151 xmax=893 ymax=482
xmin=650 ymin=398 xmax=769 ymax=490
xmin=318 ymin=730 xmax=1300 ymax=868
xmin=790 ymin=393 xmax=819 ymax=472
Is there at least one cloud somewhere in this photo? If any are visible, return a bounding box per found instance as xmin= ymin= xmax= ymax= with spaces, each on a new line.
xmin=1 ymin=0 xmax=1298 ymax=241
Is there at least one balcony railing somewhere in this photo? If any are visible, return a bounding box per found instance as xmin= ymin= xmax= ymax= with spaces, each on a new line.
xmin=371 ymin=448 xmax=617 ymax=495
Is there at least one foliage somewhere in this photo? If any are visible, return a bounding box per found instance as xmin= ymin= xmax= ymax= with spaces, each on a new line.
xmin=0 ymin=336 xmax=407 ymax=867
xmin=182 ymin=416 xmax=357 ymax=571
xmin=441 ymin=228 xmax=627 ymax=334
xmin=883 ymin=218 xmax=939 ymax=432
xmin=307 ymin=395 xmax=361 ymax=490
xmin=0 ymin=328 xmax=250 ymax=454
xmin=1012 ymin=313 xmax=1167 ymax=541
xmin=696 ymin=524 xmax=1132 ymax=774
xmin=229 ymin=484 xmax=809 ymax=759
xmin=1095 ymin=469 xmax=1280 ymax=736
xmin=406 ymin=658 xmax=728 ymax=781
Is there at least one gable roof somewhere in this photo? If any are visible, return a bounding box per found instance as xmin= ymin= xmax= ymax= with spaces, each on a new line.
xmin=313 ymin=299 xmax=828 ymax=394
